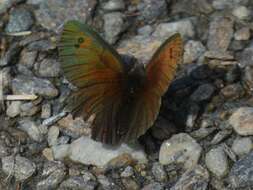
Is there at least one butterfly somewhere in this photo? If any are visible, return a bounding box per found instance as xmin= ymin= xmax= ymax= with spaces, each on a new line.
xmin=58 ymin=20 xmax=183 ymax=145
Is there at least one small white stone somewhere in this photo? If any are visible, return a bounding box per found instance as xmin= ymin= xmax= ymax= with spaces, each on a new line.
xmin=6 ymin=101 xmax=21 ymax=117
xmin=205 ymin=146 xmax=228 ymax=178
xmin=159 ymin=133 xmax=202 ymax=169
xmin=52 ymin=144 xmax=70 ymax=160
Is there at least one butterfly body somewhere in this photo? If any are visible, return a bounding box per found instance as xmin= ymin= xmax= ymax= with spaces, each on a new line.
xmin=58 ymin=21 xmax=183 ymax=145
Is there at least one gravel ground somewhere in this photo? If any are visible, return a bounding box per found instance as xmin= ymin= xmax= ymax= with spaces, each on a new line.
xmin=1 ymin=0 xmax=253 ymax=189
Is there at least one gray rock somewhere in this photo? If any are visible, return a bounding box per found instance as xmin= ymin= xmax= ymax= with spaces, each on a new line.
xmin=183 ymin=40 xmax=206 ymax=64
xmin=33 ymin=0 xmax=97 ymax=32
xmin=48 ymin=126 xmax=59 ymax=146
xmin=19 ymin=49 xmax=37 ymax=69
xmin=6 ymin=101 xmax=21 ymax=117
xmin=211 ymin=129 xmax=232 ymax=145
xmin=232 ymin=6 xmax=250 ymax=20
xmin=103 ymin=0 xmax=125 ymax=11
xmin=52 ymin=144 xmax=70 ymax=160
xmin=229 ymin=107 xmax=253 ymax=136
xmin=137 ymin=25 xmax=153 ymax=36
xmin=0 ymin=142 xmax=10 ymax=158
xmin=240 ymin=47 xmax=253 ymax=67
xmin=153 ymin=19 xmax=195 ymax=39
xmin=243 ymin=65 xmax=253 ymax=92
xmin=232 ymin=137 xmax=252 ymax=156
xmin=37 ymin=162 xmax=66 ymax=190
xmin=190 ymin=83 xmax=215 ymax=102
xmin=159 ymin=133 xmax=202 ymax=169
xmin=5 ymin=7 xmax=34 ymax=33
xmin=57 ymin=136 xmax=70 ymax=145
xmin=18 ymin=119 xmax=43 ymax=142
xmin=220 ymin=83 xmax=244 ymax=100
xmin=12 ymin=75 xmax=58 ymax=98
xmin=41 ymin=161 xmax=65 ymax=177
xmin=137 ymin=0 xmax=167 ymax=23
xmin=97 ymin=175 xmax=118 ymax=190
xmin=212 ymin=0 xmax=249 ymax=10
xmin=142 ymin=182 xmax=163 ymax=190
xmin=68 ymin=136 xmax=147 ymax=167
xmin=2 ymin=155 xmax=36 ymax=181
xmin=171 ymin=165 xmax=209 ymax=190
xmin=59 ymin=176 xmax=97 ymax=190
xmin=27 ymin=39 xmax=56 ymax=51
xmin=0 ymin=0 xmax=23 ymax=14
xmin=190 ymin=127 xmax=216 ymax=140
xmin=205 ymin=146 xmax=229 ymax=178
xmin=121 ymin=166 xmax=134 ymax=177
xmin=234 ymin=27 xmax=251 ymax=41
xmin=41 ymin=103 xmax=51 ymax=119
xmin=152 ymin=162 xmax=167 ymax=182
xmin=204 ymin=50 xmax=234 ymax=60
xmin=103 ymin=12 xmax=126 ymax=44
xmin=36 ymin=58 xmax=60 ymax=77
xmin=207 ymin=16 xmax=234 ymax=51
xmin=229 ymin=151 xmax=253 ymax=188
xmin=0 ymin=67 xmax=11 ymax=91
xmin=20 ymin=102 xmax=40 ymax=116
xmin=122 ymin=178 xmax=140 ymax=190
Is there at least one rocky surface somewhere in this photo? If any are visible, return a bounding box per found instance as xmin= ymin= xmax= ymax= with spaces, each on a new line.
xmin=1 ymin=0 xmax=253 ymax=189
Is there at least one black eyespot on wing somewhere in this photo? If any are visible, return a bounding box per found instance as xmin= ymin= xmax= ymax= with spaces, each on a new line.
xmin=78 ymin=37 xmax=85 ymax=44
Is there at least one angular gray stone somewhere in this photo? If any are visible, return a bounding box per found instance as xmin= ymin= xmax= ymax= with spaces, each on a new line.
xmin=2 ymin=155 xmax=36 ymax=181
xmin=190 ymin=83 xmax=215 ymax=102
xmin=36 ymin=58 xmax=60 ymax=77
xmin=152 ymin=162 xmax=167 ymax=182
xmin=32 ymin=0 xmax=97 ymax=32
xmin=59 ymin=176 xmax=97 ymax=190
xmin=12 ymin=75 xmax=58 ymax=98
xmin=103 ymin=12 xmax=126 ymax=44
xmin=234 ymin=27 xmax=251 ymax=41
xmin=229 ymin=107 xmax=253 ymax=136
xmin=212 ymin=0 xmax=249 ymax=10
xmin=229 ymin=151 xmax=253 ymax=188
xmin=232 ymin=6 xmax=250 ymax=20
xmin=6 ymin=101 xmax=21 ymax=117
xmin=18 ymin=119 xmax=43 ymax=142
xmin=68 ymin=136 xmax=147 ymax=167
xmin=48 ymin=126 xmax=59 ymax=146
xmin=232 ymin=137 xmax=252 ymax=157
xmin=159 ymin=133 xmax=202 ymax=169
xmin=103 ymin=0 xmax=125 ymax=11
xmin=207 ymin=16 xmax=234 ymax=51
xmin=240 ymin=47 xmax=253 ymax=67
xmin=5 ymin=7 xmax=34 ymax=33
xmin=183 ymin=40 xmax=206 ymax=64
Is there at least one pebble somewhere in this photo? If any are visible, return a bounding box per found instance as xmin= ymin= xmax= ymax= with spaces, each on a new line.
xmin=204 ymin=50 xmax=234 ymax=60
xmin=232 ymin=6 xmax=250 ymax=20
xmin=205 ymin=146 xmax=229 ymax=178
xmin=36 ymin=58 xmax=60 ymax=78
xmin=183 ymin=40 xmax=206 ymax=64
xmin=211 ymin=129 xmax=232 ymax=145
xmin=18 ymin=119 xmax=43 ymax=142
xmin=137 ymin=0 xmax=168 ymax=23
xmin=212 ymin=0 xmax=249 ymax=10
xmin=97 ymin=175 xmax=118 ymax=190
xmin=234 ymin=27 xmax=251 ymax=41
xmin=103 ymin=12 xmax=126 ymax=44
xmin=33 ymin=0 xmax=97 ymax=32
xmin=220 ymin=83 xmax=244 ymax=100
xmin=207 ymin=16 xmax=234 ymax=51
xmin=5 ymin=7 xmax=34 ymax=33
xmin=20 ymin=102 xmax=40 ymax=116
xmin=6 ymin=101 xmax=21 ymax=117
xmin=2 ymin=155 xmax=36 ymax=181
xmin=68 ymin=136 xmax=147 ymax=167
xmin=122 ymin=178 xmax=140 ymax=190
xmin=243 ymin=65 xmax=253 ymax=91
xmin=171 ymin=165 xmax=209 ymax=190
xmin=229 ymin=151 xmax=253 ymax=188
xmin=190 ymin=127 xmax=216 ymax=140
xmin=229 ymin=107 xmax=253 ymax=136
xmin=159 ymin=133 xmax=202 ymax=169
xmin=152 ymin=162 xmax=167 ymax=182
xmin=240 ymin=47 xmax=253 ymax=67
xmin=48 ymin=126 xmax=59 ymax=146
xmin=232 ymin=137 xmax=252 ymax=156
xmin=52 ymin=144 xmax=70 ymax=160
xmin=103 ymin=0 xmax=125 ymax=11
xmin=19 ymin=49 xmax=37 ymax=69
xmin=190 ymin=83 xmax=215 ymax=102
xmin=41 ymin=103 xmax=51 ymax=119
xmin=60 ymin=176 xmax=98 ymax=190
xmin=12 ymin=75 xmax=58 ymax=98
xmin=0 ymin=0 xmax=23 ymax=14
xmin=153 ymin=19 xmax=195 ymax=39
xmin=42 ymin=148 xmax=54 ymax=161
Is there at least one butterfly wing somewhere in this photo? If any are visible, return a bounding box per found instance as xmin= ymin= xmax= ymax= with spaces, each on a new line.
xmin=121 ymin=33 xmax=183 ymax=142
xmin=58 ymin=21 xmax=126 ymax=141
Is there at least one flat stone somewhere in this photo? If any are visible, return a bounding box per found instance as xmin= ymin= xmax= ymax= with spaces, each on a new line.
xmin=229 ymin=151 xmax=253 ymax=188
xmin=159 ymin=133 xmax=202 ymax=169
xmin=205 ymin=146 xmax=229 ymax=178
xmin=48 ymin=126 xmax=59 ymax=146
xmin=5 ymin=7 xmax=34 ymax=33
xmin=234 ymin=27 xmax=251 ymax=41
xmin=171 ymin=165 xmax=209 ymax=190
xmin=212 ymin=0 xmax=249 ymax=10
xmin=52 ymin=144 xmax=70 ymax=160
xmin=103 ymin=0 xmax=125 ymax=11
xmin=207 ymin=16 xmax=234 ymax=51
xmin=6 ymin=101 xmax=21 ymax=117
xmin=12 ymin=75 xmax=58 ymax=98
xmin=2 ymin=155 xmax=36 ymax=181
xmin=229 ymin=107 xmax=253 ymax=136
xmin=32 ymin=0 xmax=97 ymax=32
xmin=36 ymin=58 xmax=60 ymax=78
xmin=232 ymin=6 xmax=250 ymax=20
xmin=190 ymin=83 xmax=215 ymax=102
xmin=153 ymin=19 xmax=195 ymax=39
xmin=232 ymin=137 xmax=252 ymax=156
xmin=204 ymin=50 xmax=234 ymax=60
xmin=68 ymin=136 xmax=147 ymax=167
